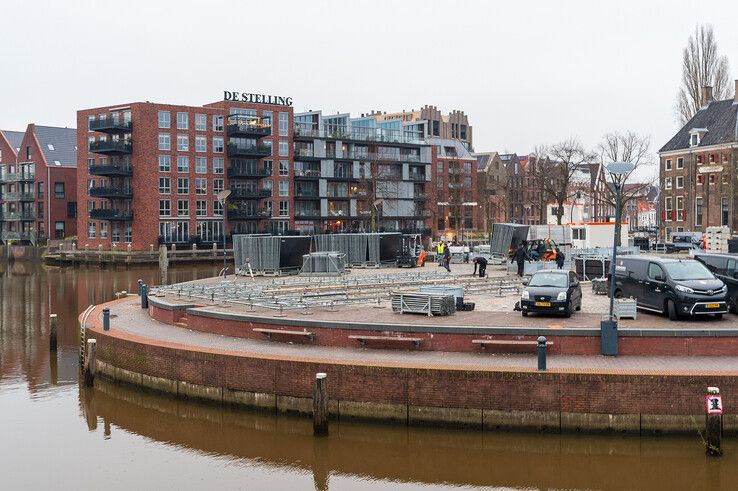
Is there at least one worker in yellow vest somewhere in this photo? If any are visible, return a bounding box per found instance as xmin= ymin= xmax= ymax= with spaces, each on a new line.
xmin=436 ymin=241 xmax=445 ymax=266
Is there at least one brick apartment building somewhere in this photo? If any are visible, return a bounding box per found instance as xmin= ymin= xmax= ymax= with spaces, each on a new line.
xmin=659 ymin=83 xmax=738 ymax=240
xmin=429 ymin=138 xmax=477 ymax=236
xmin=0 ymin=125 xmax=77 ymax=244
xmin=474 ymin=151 xmax=507 ymax=230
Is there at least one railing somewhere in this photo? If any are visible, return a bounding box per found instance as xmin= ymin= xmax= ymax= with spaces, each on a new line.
xmin=3 ymin=191 xmax=35 ymax=200
xmin=229 ymin=188 xmax=271 ymax=199
xmin=294 ymin=148 xmax=317 ymax=158
xmin=294 ymin=169 xmax=321 ymax=178
xmin=88 ymin=165 xmax=132 ymax=177
xmin=1 ymin=211 xmax=35 ymax=221
xmin=293 ymin=123 xmax=426 ymax=145
xmin=89 ymin=140 xmax=133 ymax=154
xmin=227 ymin=209 xmax=270 ymax=219
xmin=344 ymin=152 xmax=424 ymax=163
xmin=89 ymin=119 xmax=132 ymax=133
xmin=227 ymin=166 xmax=271 ymax=178
xmin=295 ymin=191 xmax=320 ymax=198
xmin=1 ymin=231 xmax=36 ymax=244
xmin=227 ymin=143 xmax=271 ymax=157
xmin=89 ymin=209 xmax=134 ymax=220
xmin=89 ymin=187 xmax=133 ymax=198
xmin=227 ymin=121 xmax=271 ymax=137
xmin=295 ymin=210 xmax=321 ymax=218
xmin=1 ymin=173 xmax=35 ymax=182
xmin=408 ymin=173 xmax=426 ymax=181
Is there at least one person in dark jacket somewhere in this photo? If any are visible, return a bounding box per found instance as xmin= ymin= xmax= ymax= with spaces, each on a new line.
xmin=555 ymin=247 xmax=566 ymax=269
xmin=511 ymin=243 xmax=530 ymax=277
xmin=472 ymin=256 xmax=488 ymax=278
xmin=442 ymin=244 xmax=451 ymax=272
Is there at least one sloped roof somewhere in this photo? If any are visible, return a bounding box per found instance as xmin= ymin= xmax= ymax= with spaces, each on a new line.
xmin=429 ymin=137 xmax=474 ymax=159
xmin=660 ymin=99 xmax=738 ymax=152
xmin=475 ymin=153 xmax=490 ymax=171
xmin=0 ymin=130 xmax=24 ymax=153
xmin=34 ymin=126 xmax=77 ymax=167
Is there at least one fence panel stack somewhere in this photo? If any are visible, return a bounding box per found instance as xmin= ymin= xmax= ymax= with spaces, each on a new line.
xmin=706 ymin=226 xmax=730 ymax=254
xmin=391 ymin=292 xmax=456 ymax=316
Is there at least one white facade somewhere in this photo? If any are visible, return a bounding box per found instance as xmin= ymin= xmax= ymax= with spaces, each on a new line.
xmin=569 ymin=222 xmax=629 ymax=249
xmin=546 ymin=202 xmax=587 ymax=224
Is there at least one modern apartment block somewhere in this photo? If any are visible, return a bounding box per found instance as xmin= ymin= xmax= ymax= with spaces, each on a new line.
xmin=659 ymin=83 xmax=738 ymax=240
xmin=374 ymin=105 xmax=473 ymax=150
xmin=292 ymin=110 xmax=434 ymax=234
xmin=77 ymin=95 xmax=294 ymax=249
xmin=0 ymin=125 xmax=77 ymax=244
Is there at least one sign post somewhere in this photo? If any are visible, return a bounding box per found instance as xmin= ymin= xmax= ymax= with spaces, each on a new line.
xmin=705 ymin=387 xmax=723 ymax=456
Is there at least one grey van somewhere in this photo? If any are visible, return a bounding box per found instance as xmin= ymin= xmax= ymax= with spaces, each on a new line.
xmin=613 ymin=256 xmax=727 ymax=320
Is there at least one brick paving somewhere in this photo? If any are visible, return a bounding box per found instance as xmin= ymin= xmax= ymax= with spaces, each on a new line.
xmin=97 ymin=297 xmax=738 ymax=376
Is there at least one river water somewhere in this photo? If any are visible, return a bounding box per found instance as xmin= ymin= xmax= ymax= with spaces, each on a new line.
xmin=1 ymin=261 xmax=737 ymax=490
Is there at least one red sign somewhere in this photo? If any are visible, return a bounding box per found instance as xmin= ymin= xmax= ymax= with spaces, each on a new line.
xmin=706 ymin=395 xmax=723 ymax=415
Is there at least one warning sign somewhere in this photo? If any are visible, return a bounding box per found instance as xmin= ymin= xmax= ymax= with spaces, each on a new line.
xmin=706 ymin=395 xmax=723 ymax=415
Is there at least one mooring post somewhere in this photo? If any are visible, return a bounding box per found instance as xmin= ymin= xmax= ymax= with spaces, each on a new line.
xmin=159 ymin=245 xmax=169 ymax=286
xmin=102 ymin=308 xmax=110 ymax=331
xmin=313 ymin=372 xmax=328 ymax=436
xmin=84 ymin=339 xmax=97 ymax=387
xmin=141 ymin=284 xmax=149 ymax=309
xmin=706 ymin=386 xmax=723 ymax=456
xmin=137 ymin=279 xmax=143 ymax=296
xmin=537 ymin=336 xmax=547 ymax=371
xmin=49 ymin=314 xmax=58 ymax=351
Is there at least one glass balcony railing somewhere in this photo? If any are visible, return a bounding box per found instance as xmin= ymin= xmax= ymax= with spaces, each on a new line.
xmin=294 ymin=123 xmax=426 ymax=145
xmin=89 ymin=140 xmax=133 ymax=154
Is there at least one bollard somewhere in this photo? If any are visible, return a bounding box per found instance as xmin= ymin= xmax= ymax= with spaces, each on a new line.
xmin=706 ymin=386 xmax=723 ymax=456
xmin=49 ymin=314 xmax=58 ymax=351
xmin=141 ymin=284 xmax=149 ymax=309
xmin=84 ymin=339 xmax=97 ymax=387
xmin=103 ymin=308 xmax=110 ymax=331
xmin=137 ymin=279 xmax=143 ymax=296
xmin=537 ymin=336 xmax=547 ymax=371
xmin=313 ymin=373 xmax=328 ymax=436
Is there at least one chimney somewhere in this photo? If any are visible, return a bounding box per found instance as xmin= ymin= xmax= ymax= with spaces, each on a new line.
xmin=702 ymin=86 xmax=714 ymax=105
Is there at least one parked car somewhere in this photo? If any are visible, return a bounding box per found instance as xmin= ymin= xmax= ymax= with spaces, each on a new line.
xmin=613 ymin=256 xmax=727 ymax=320
xmin=694 ymin=253 xmax=738 ymax=313
xmin=520 ymin=269 xmax=582 ymax=317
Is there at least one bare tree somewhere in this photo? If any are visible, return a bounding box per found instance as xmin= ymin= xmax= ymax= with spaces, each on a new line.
xmin=530 ymin=139 xmax=591 ymax=225
xmin=596 ymin=132 xmax=656 ymax=238
xmin=356 ymin=158 xmax=403 ymax=232
xmin=676 ymin=24 xmax=733 ymax=124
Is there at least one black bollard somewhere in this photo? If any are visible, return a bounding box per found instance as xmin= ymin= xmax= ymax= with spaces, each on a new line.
xmin=49 ymin=314 xmax=58 ymax=351
xmin=103 ymin=308 xmax=110 ymax=331
xmin=141 ymin=284 xmax=149 ymax=309
xmin=137 ymin=279 xmax=143 ymax=296
xmin=537 ymin=336 xmax=547 ymax=371
xmin=706 ymin=387 xmax=723 ymax=456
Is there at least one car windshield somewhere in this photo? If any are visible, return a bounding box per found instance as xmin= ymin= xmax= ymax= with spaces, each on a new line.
xmin=528 ymin=272 xmax=567 ymax=288
xmin=663 ymin=261 xmax=713 ymax=281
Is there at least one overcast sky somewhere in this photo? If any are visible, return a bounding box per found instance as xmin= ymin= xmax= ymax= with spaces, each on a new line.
xmin=2 ymin=0 xmax=737 ymax=163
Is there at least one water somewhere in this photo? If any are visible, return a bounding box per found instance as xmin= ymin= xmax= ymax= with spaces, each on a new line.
xmin=1 ymin=260 xmax=737 ymax=490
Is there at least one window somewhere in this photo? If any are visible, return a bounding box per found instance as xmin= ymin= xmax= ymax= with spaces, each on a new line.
xmin=159 ymin=199 xmax=171 ymax=217
xmin=213 ymin=115 xmax=224 ymax=132
xmin=690 ymin=134 xmax=698 ymax=147
xmin=98 ymin=222 xmax=107 ymax=240
xmin=112 ymin=223 xmax=120 ymax=242
xmin=695 ymin=197 xmax=703 ymax=226
xmin=88 ymin=222 xmax=96 ymax=239
xmin=177 ymin=177 xmax=189 ymax=194
xmin=677 ymin=157 xmax=684 ymax=169
xmin=159 ymin=155 xmax=171 ymax=172
xmin=177 ymin=199 xmax=189 ymax=216
xmin=177 ymin=134 xmax=189 ymax=152
xmin=124 ymin=222 xmax=132 ymax=243
xmin=214 ymin=200 xmax=223 ymax=216
xmin=196 ymin=200 xmax=207 ymax=217
xmin=38 ymin=181 xmax=45 ymax=198
xmin=54 ymin=182 xmax=65 ymax=199
xmin=279 ymin=181 xmax=289 ymax=197
xmin=158 ymin=133 xmax=171 ymax=151
xmin=213 ymin=137 xmax=224 ymax=153
xmin=213 ymin=157 xmax=224 ymax=174
xmin=177 ymin=156 xmax=189 ymax=173
xmin=195 ymin=156 xmax=207 ymax=173
xmin=279 ymin=112 xmax=289 ymax=136
xmin=676 ymin=176 xmax=684 ymax=189
xmin=665 ymin=177 xmax=672 ymax=189
xmin=263 ymin=180 xmax=273 ymax=195
xmin=464 ymin=162 xmax=472 ymax=174
xmin=67 ymin=202 xmax=76 ymax=218
xmin=159 ymin=177 xmax=171 ymax=194
xmin=676 ymin=196 xmax=684 ymax=221
xmin=572 ymin=228 xmax=586 ymax=240
xmin=722 ymin=198 xmax=730 ymax=226
xmin=195 ymin=113 xmax=206 ymax=131
xmin=158 ymin=111 xmax=170 ymax=129
xmin=195 ymin=178 xmax=207 ymax=195
xmin=87 ymin=200 xmax=94 ymax=213
xmin=278 ymin=140 xmax=289 ymax=157
xmin=279 ymin=160 xmax=289 ymax=176
xmin=697 ymin=175 xmax=704 ymax=185
xmin=665 ymin=159 xmax=672 ymax=171
xmin=213 ymin=178 xmax=224 ymax=194
xmin=176 ymin=112 xmax=188 ymax=130
xmin=709 ymin=174 xmax=715 ymax=184
xmin=263 ymin=110 xmax=273 ymax=134
xmin=195 ymin=135 xmax=206 ymax=152
xmin=264 ymin=160 xmax=273 ymax=176
xmin=279 ymin=200 xmax=289 ymax=217
xmin=648 ymin=263 xmax=664 ymax=280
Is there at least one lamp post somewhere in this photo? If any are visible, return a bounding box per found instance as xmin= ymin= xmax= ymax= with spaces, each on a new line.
xmin=601 ymin=161 xmax=634 ymax=356
xmin=217 ymin=189 xmax=231 ymax=278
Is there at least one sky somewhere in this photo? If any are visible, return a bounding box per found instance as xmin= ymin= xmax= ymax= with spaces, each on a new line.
xmin=2 ymin=0 xmax=738 ymax=163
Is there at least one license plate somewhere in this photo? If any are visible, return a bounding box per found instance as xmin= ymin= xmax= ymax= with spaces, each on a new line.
xmin=706 ymin=303 xmax=720 ymax=308
xmin=535 ymin=301 xmax=551 ymax=307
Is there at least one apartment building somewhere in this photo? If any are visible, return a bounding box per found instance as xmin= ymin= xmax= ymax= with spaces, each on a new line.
xmin=474 ymin=151 xmax=507 ymax=230
xmin=431 ymin=138 xmax=477 ymax=235
xmin=373 ymin=105 xmax=473 ymax=150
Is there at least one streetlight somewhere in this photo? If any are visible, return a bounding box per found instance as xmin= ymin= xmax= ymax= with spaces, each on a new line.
xmin=217 ymin=189 xmax=231 ymax=278
xmin=601 ymin=161 xmax=634 ymax=356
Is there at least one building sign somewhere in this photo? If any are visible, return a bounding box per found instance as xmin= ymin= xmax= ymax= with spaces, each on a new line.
xmin=223 ymin=91 xmax=292 ymax=106
xmin=698 ymin=165 xmax=723 ymax=174
xmin=706 ymin=395 xmax=723 ymax=415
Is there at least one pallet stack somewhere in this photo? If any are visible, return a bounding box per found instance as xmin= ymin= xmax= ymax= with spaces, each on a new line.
xmin=705 ymin=226 xmax=730 ymax=254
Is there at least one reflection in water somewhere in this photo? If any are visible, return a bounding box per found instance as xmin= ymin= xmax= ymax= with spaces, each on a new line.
xmin=2 ymin=260 xmax=738 ymax=490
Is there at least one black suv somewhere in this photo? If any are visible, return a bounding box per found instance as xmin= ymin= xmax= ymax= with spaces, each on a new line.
xmin=694 ymin=253 xmax=738 ymax=313
xmin=613 ymin=256 xmax=727 ymax=320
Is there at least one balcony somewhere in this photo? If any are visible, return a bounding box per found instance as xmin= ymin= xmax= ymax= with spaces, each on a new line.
xmin=88 ymin=165 xmax=132 ymax=177
xmin=294 ymin=148 xmax=320 ymax=160
xmin=412 ymin=193 xmax=427 ymax=200
xmin=294 ymin=169 xmax=321 ymax=179
xmin=89 ymin=187 xmax=133 ymax=199
xmin=3 ymin=191 xmax=35 ymax=201
xmin=0 ymin=231 xmax=36 ymax=243
xmin=89 ymin=209 xmax=134 ymax=221
xmin=408 ymin=173 xmax=426 ymax=182
xmin=229 ymin=188 xmax=271 ymax=199
xmin=227 ymin=143 xmax=271 ymax=158
xmin=294 ymin=210 xmax=321 ymax=219
xmin=89 ymin=119 xmax=133 ymax=134
xmin=1 ymin=172 xmax=35 ymax=183
xmin=227 ymin=166 xmax=270 ymax=179
xmin=227 ymin=117 xmax=271 ymax=138
xmin=227 ymin=209 xmax=269 ymax=220
xmin=295 ymin=191 xmax=320 ymax=200
xmin=89 ymin=140 xmax=133 ymax=155
xmin=293 ymin=123 xmax=426 ymax=146
xmin=0 ymin=211 xmax=35 ymax=221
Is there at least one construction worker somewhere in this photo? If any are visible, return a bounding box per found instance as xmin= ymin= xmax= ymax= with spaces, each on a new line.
xmin=511 ymin=243 xmax=531 ymax=277
xmin=417 ymin=248 xmax=427 ymax=267
xmin=436 ymin=241 xmax=445 ymax=266
xmin=472 ymin=256 xmax=488 ymax=278
xmin=442 ymin=242 xmax=451 ymax=272
xmin=555 ymin=247 xmax=566 ymax=269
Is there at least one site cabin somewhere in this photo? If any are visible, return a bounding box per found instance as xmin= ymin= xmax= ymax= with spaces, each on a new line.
xmin=569 ymin=222 xmax=629 ymax=249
